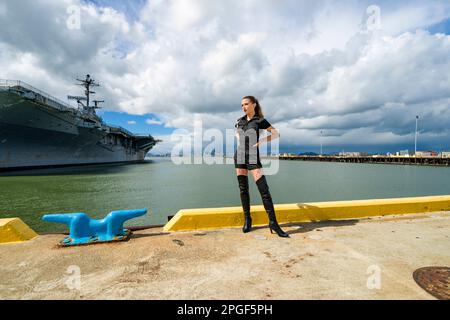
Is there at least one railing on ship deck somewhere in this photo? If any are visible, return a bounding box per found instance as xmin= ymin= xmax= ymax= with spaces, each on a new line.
xmin=0 ymin=80 xmax=142 ymax=137
xmin=0 ymin=79 xmax=76 ymax=112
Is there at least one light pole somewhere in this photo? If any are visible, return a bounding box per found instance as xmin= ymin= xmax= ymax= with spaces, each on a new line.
xmin=414 ymin=115 xmax=419 ymax=156
xmin=320 ymin=130 xmax=323 ymax=156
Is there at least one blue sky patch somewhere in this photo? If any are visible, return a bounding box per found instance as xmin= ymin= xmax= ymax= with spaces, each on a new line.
xmin=427 ymin=18 xmax=450 ymax=35
xmin=97 ymin=111 xmax=174 ymax=136
xmin=84 ymin=0 xmax=147 ymax=22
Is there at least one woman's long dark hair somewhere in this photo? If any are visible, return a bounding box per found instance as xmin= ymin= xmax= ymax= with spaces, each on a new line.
xmin=242 ymin=96 xmax=264 ymax=118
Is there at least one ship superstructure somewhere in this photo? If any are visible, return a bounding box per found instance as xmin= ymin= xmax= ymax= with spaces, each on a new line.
xmin=0 ymin=75 xmax=160 ymax=171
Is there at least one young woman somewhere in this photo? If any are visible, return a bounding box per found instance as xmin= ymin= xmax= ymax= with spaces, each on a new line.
xmin=234 ymin=96 xmax=289 ymax=238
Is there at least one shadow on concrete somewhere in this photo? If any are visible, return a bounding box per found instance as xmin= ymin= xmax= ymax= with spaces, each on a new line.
xmin=283 ymin=219 xmax=360 ymax=235
xmin=246 ymin=219 xmax=359 ymax=235
xmin=130 ymin=231 xmax=171 ymax=239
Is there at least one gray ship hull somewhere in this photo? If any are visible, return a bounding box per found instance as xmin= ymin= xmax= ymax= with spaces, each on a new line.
xmin=0 ymin=81 xmax=159 ymax=171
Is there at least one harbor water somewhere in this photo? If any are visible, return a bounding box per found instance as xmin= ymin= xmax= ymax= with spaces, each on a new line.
xmin=1 ymin=157 xmax=450 ymax=233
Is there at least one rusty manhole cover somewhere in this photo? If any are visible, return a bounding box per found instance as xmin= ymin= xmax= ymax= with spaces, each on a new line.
xmin=413 ymin=267 xmax=450 ymax=300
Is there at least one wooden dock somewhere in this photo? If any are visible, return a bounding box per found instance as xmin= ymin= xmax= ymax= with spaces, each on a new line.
xmin=278 ymin=155 xmax=450 ymax=167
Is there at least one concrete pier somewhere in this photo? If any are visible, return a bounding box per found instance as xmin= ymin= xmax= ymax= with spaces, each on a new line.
xmin=164 ymin=195 xmax=450 ymax=232
xmin=0 ymin=211 xmax=449 ymax=299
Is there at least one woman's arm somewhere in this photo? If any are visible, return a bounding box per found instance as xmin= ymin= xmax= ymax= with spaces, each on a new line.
xmin=254 ymin=126 xmax=280 ymax=147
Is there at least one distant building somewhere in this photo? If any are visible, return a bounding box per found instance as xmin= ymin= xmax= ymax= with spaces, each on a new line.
xmin=360 ymin=152 xmax=369 ymax=156
xmin=399 ymin=150 xmax=410 ymax=157
xmin=441 ymin=151 xmax=450 ymax=158
xmin=415 ymin=151 xmax=439 ymax=157
xmin=339 ymin=152 xmax=362 ymax=157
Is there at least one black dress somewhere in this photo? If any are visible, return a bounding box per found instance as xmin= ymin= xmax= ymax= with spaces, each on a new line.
xmin=234 ymin=115 xmax=272 ymax=170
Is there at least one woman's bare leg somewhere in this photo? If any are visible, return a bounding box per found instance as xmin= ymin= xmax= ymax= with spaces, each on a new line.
xmin=236 ymin=168 xmax=248 ymax=176
xmin=249 ymin=168 xmax=263 ymax=182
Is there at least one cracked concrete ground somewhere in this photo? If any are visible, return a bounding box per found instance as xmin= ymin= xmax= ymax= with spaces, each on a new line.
xmin=0 ymin=212 xmax=449 ymax=299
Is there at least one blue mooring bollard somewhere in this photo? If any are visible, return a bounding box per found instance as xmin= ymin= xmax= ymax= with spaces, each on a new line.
xmin=42 ymin=209 xmax=147 ymax=246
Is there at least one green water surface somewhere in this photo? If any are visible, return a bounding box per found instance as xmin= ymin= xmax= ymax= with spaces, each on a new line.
xmin=1 ymin=157 xmax=449 ymax=233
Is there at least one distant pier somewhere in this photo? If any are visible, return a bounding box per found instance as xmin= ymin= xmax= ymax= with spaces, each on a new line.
xmin=278 ymin=155 xmax=450 ymax=167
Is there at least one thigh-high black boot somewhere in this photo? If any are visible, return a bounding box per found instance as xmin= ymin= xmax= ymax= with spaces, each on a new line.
xmin=237 ymin=175 xmax=252 ymax=233
xmin=256 ymin=175 xmax=289 ymax=238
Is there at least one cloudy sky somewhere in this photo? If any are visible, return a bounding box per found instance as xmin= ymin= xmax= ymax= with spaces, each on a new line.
xmin=1 ymin=0 xmax=450 ymax=155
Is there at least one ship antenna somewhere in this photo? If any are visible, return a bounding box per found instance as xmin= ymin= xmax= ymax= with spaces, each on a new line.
xmin=76 ymin=74 xmax=99 ymax=109
xmin=93 ymin=100 xmax=104 ymax=109
xmin=68 ymin=74 xmax=103 ymax=115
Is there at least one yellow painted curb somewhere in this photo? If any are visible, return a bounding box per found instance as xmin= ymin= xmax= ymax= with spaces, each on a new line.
xmin=163 ymin=195 xmax=450 ymax=232
xmin=0 ymin=218 xmax=39 ymax=244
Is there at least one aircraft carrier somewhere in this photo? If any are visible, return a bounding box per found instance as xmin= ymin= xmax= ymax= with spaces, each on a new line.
xmin=0 ymin=75 xmax=160 ymax=171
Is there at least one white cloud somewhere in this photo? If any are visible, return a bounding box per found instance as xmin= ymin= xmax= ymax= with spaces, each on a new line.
xmin=1 ymin=0 xmax=450 ymax=152
xmin=0 ymin=2 xmax=6 ymax=16
xmin=127 ymin=120 xmax=137 ymax=125
xmin=145 ymin=118 xmax=163 ymax=125
xmin=381 ymin=2 xmax=450 ymax=35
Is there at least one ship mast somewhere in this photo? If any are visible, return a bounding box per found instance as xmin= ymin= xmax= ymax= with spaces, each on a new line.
xmin=68 ymin=74 xmax=102 ymax=115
